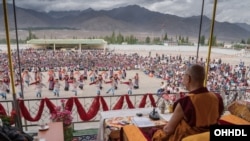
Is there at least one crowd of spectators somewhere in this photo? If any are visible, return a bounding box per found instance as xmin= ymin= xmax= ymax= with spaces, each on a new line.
xmin=0 ymin=49 xmax=249 ymax=101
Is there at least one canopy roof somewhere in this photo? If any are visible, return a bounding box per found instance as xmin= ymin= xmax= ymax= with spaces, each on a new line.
xmin=27 ymin=39 xmax=107 ymax=45
xmin=26 ymin=39 xmax=107 ymax=50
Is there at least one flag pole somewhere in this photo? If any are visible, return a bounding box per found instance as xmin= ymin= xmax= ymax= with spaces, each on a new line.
xmin=204 ymin=0 xmax=217 ymax=86
xmin=2 ymin=0 xmax=23 ymax=130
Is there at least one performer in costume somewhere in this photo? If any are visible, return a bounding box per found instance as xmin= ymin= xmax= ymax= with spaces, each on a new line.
xmin=48 ymin=68 xmax=55 ymax=77
xmin=89 ymin=69 xmax=97 ymax=82
xmin=48 ymin=74 xmax=55 ymax=91
xmin=15 ymin=80 xmax=26 ymax=98
xmin=116 ymin=69 xmax=122 ymax=79
xmin=133 ymin=73 xmax=139 ymax=89
xmin=74 ymin=69 xmax=81 ymax=79
xmin=61 ymin=68 xmax=67 ymax=79
xmin=104 ymin=76 xmax=116 ymax=95
xmin=101 ymin=70 xmax=109 ymax=80
xmin=3 ymin=75 xmax=10 ymax=93
xmin=63 ymin=74 xmax=70 ymax=91
xmin=53 ymin=79 xmax=61 ymax=97
xmin=70 ymin=78 xmax=83 ymax=96
xmin=30 ymin=80 xmax=46 ymax=98
xmin=22 ymin=69 xmax=32 ymax=87
xmin=83 ymin=68 xmax=88 ymax=80
xmin=78 ymin=74 xmax=85 ymax=90
xmin=58 ymin=68 xmax=63 ymax=80
xmin=109 ymin=67 xmax=114 ymax=78
xmin=69 ymin=69 xmax=74 ymax=80
xmin=113 ymin=74 xmax=120 ymax=89
xmin=121 ymin=68 xmax=127 ymax=79
xmin=89 ymin=75 xmax=103 ymax=95
xmin=0 ymin=79 xmax=8 ymax=99
xmin=120 ymin=79 xmax=134 ymax=95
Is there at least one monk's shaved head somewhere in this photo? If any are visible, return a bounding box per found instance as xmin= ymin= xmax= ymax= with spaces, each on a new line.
xmin=186 ymin=64 xmax=205 ymax=84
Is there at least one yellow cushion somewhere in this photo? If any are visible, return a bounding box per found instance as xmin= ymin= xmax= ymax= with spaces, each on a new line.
xmin=227 ymin=101 xmax=250 ymax=122
xmin=220 ymin=114 xmax=250 ymax=125
xmin=182 ymin=132 xmax=209 ymax=141
xmin=122 ymin=125 xmax=147 ymax=141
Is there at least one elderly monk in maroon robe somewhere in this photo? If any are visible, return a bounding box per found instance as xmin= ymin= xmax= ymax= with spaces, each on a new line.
xmin=152 ymin=64 xmax=224 ymax=141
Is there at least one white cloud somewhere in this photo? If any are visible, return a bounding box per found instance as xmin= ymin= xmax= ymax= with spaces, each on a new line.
xmin=215 ymin=0 xmax=250 ymax=24
xmin=6 ymin=0 xmax=250 ymax=24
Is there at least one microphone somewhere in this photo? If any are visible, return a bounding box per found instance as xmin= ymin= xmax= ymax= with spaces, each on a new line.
xmin=149 ymin=91 xmax=168 ymax=120
xmin=149 ymin=106 xmax=160 ymax=120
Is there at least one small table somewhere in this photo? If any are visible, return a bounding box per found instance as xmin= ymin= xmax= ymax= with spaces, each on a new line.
xmin=97 ymin=108 xmax=173 ymax=141
xmin=104 ymin=115 xmax=167 ymax=141
xmin=97 ymin=108 xmax=153 ymax=141
xmin=38 ymin=122 xmax=64 ymax=141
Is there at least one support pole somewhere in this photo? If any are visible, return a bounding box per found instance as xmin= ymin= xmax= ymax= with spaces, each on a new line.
xmin=2 ymin=0 xmax=22 ymax=130
xmin=196 ymin=0 xmax=205 ymax=63
xmin=104 ymin=42 xmax=108 ymax=54
xmin=204 ymin=0 xmax=217 ymax=86
xmin=12 ymin=0 xmax=24 ymax=98
xmin=79 ymin=43 xmax=81 ymax=51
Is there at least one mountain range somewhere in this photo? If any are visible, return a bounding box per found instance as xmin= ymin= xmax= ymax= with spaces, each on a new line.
xmin=1 ymin=4 xmax=250 ymax=43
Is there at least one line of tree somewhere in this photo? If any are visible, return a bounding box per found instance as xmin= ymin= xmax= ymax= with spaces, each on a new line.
xmin=199 ymin=35 xmax=218 ymax=46
xmin=100 ymin=31 xmax=138 ymax=44
xmin=0 ymin=29 xmax=38 ymax=44
xmin=0 ymin=38 xmax=27 ymax=44
xmin=97 ymin=32 xmax=194 ymax=45
xmin=3 ymin=29 xmax=248 ymax=47
xmin=26 ymin=29 xmax=38 ymax=41
xmin=240 ymin=38 xmax=250 ymax=44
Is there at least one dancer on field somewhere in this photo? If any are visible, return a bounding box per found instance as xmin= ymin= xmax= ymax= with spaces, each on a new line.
xmin=71 ymin=78 xmax=83 ymax=96
xmin=53 ymin=79 xmax=62 ymax=97
xmin=121 ymin=68 xmax=127 ymax=79
xmin=15 ymin=80 xmax=26 ymax=98
xmin=133 ymin=73 xmax=139 ymax=89
xmin=89 ymin=75 xmax=103 ymax=95
xmin=120 ymin=79 xmax=134 ymax=95
xmin=101 ymin=70 xmax=109 ymax=80
xmin=69 ymin=69 xmax=74 ymax=80
xmin=3 ymin=75 xmax=10 ymax=93
xmin=104 ymin=76 xmax=116 ymax=95
xmin=113 ymin=74 xmax=120 ymax=89
xmin=30 ymin=80 xmax=47 ymax=98
xmin=78 ymin=74 xmax=85 ymax=90
xmin=83 ymin=68 xmax=88 ymax=80
xmin=48 ymin=74 xmax=55 ymax=91
xmin=58 ymin=68 xmax=63 ymax=80
xmin=36 ymin=70 xmax=45 ymax=82
xmin=74 ymin=69 xmax=81 ymax=79
xmin=0 ymin=79 xmax=8 ymax=99
xmin=22 ymin=70 xmax=32 ymax=87
xmin=89 ymin=69 xmax=98 ymax=82
xmin=109 ymin=67 xmax=114 ymax=78
xmin=63 ymin=74 xmax=70 ymax=91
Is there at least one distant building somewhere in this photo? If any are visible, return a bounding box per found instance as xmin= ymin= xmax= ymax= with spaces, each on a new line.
xmin=122 ymin=42 xmax=128 ymax=45
xmin=163 ymin=40 xmax=178 ymax=46
xmin=224 ymin=44 xmax=232 ymax=48
xmin=26 ymin=39 xmax=107 ymax=52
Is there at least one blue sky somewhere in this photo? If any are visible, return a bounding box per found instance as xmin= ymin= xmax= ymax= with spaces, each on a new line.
xmin=6 ymin=0 xmax=250 ymax=25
